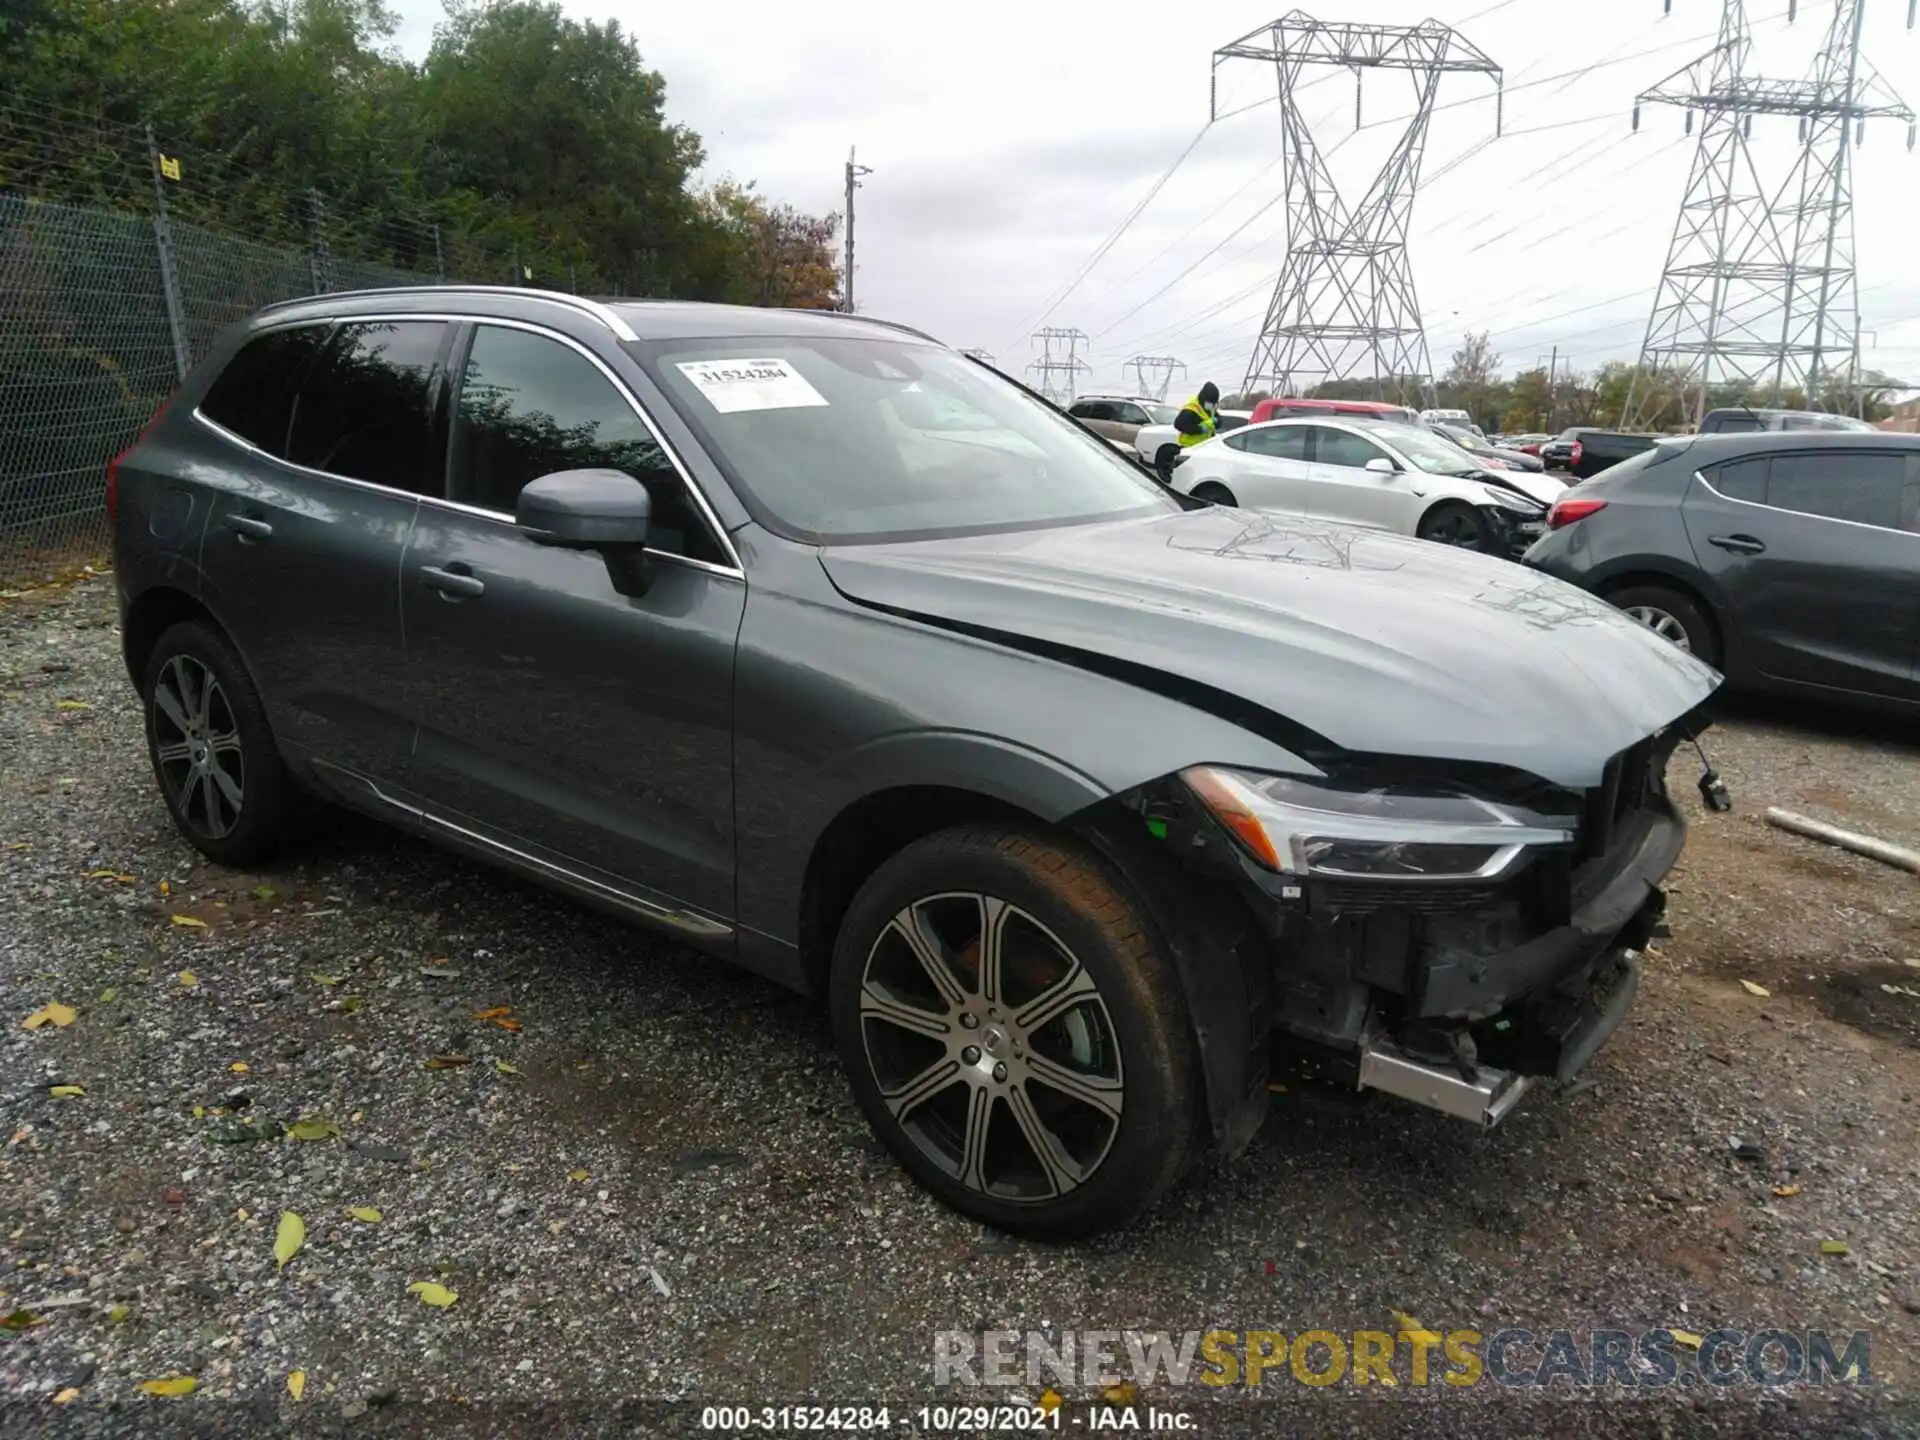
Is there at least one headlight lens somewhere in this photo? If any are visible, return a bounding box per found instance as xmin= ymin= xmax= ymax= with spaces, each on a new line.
xmin=1183 ymin=767 xmax=1576 ymax=881
xmin=1481 ymin=486 xmax=1546 ymax=515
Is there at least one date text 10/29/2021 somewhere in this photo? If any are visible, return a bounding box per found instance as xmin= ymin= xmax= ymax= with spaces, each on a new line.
xmin=698 ymin=1406 xmax=1191 ymax=1431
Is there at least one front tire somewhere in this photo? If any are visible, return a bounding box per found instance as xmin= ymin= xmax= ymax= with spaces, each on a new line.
xmin=1417 ymin=500 xmax=1493 ymax=552
xmin=142 ymin=620 xmax=300 ymax=867
xmin=829 ymin=826 xmax=1198 ymax=1240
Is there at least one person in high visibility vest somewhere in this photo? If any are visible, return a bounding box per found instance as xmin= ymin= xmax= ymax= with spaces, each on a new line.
xmin=1175 ymin=383 xmax=1220 ymax=447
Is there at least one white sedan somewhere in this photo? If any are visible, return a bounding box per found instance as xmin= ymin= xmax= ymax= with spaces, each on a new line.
xmin=1166 ymin=417 xmax=1566 ymax=554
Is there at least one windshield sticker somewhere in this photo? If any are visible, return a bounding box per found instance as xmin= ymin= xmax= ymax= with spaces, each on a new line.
xmin=675 ymin=358 xmax=829 ymax=414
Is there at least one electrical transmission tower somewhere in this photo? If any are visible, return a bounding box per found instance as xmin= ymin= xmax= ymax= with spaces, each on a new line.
xmin=1123 ymin=356 xmax=1188 ymax=400
xmin=1026 ymin=327 xmax=1092 ymax=403
xmin=1213 ymin=14 xmax=1501 ymax=402
xmin=1625 ymin=0 xmax=1914 ymax=429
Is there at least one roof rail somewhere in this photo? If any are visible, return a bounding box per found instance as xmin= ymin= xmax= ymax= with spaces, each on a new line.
xmin=777 ymin=308 xmax=940 ymax=345
xmin=257 ymin=285 xmax=639 ymax=342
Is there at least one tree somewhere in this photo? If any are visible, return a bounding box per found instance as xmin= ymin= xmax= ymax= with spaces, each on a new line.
xmin=1442 ymin=331 xmax=1501 ymax=391
xmin=1504 ymin=368 xmax=1551 ymax=434
xmin=702 ymin=182 xmax=840 ymax=310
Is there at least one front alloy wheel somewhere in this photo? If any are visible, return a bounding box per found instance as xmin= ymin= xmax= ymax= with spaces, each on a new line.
xmin=830 ymin=826 xmax=1198 ymax=1239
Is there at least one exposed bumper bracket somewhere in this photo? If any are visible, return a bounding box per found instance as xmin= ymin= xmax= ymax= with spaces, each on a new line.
xmin=1357 ymin=1038 xmax=1533 ymax=1128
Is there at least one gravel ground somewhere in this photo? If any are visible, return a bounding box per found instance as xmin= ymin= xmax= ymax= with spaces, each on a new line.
xmin=3 ymin=576 xmax=1919 ymax=1439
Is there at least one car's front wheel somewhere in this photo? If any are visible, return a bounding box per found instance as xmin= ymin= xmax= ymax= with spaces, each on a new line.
xmin=1417 ymin=500 xmax=1493 ymax=552
xmin=829 ymin=826 xmax=1197 ymax=1240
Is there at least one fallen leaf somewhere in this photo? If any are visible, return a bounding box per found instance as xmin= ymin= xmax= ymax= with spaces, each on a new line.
xmin=419 ymin=966 xmax=460 ymax=979
xmin=1037 ymin=1389 xmax=1062 ymax=1415
xmin=177 ymin=971 xmax=198 ymax=988
xmin=1390 ymin=1309 xmax=1424 ymax=1334
xmin=648 ymin=1266 xmax=672 ymax=1298
xmin=107 ymin=1304 xmax=130 ymax=1323
xmin=407 ymin=1281 xmax=458 ymax=1308
xmin=348 ymin=1207 xmax=382 ymax=1224
xmin=49 ymin=1085 xmax=84 ymax=1098
xmin=494 ymin=1060 xmax=520 ymax=1076
xmin=55 ymin=699 xmax=91 ymax=711
xmin=309 ymin=974 xmax=342 ymax=987
xmin=423 ymin=1055 xmax=470 ymax=1070
xmin=1773 ymin=1184 xmax=1802 ymax=1198
xmin=1821 ymin=1240 xmax=1850 ymax=1256
xmin=86 ymin=868 xmax=118 ymax=879
xmin=274 ymin=1211 xmax=305 ymax=1269
xmin=472 ymin=1006 xmax=512 ymax=1020
xmin=1881 ymin=983 xmax=1920 ymax=999
xmin=99 ymin=988 xmax=118 ymax=1004
xmin=115 ymin=874 xmax=135 ymax=883
xmin=567 ymin=1168 xmax=590 ymax=1183
xmin=286 ymin=1118 xmax=341 ymax=1142
xmin=53 ymin=1387 xmax=81 ymax=1405
xmin=236 ymin=1207 xmax=249 ymax=1220
xmin=170 ymin=916 xmax=206 ymax=930
xmin=23 ymin=1003 xmax=76 ymax=1030
xmin=1102 ymin=1381 xmax=1137 ymax=1406
xmin=1672 ymin=1330 xmax=1704 ymax=1350
xmin=0 ymin=1309 xmax=46 ymax=1331
xmin=252 ymin=885 xmax=278 ymax=902
xmin=159 ymin=880 xmax=171 ymax=897
xmin=489 ymin=1016 xmax=522 ymax=1032
xmin=140 ymin=1376 xmax=198 ymax=1397
xmin=287 ymin=1370 xmax=305 ymax=1402
xmin=1739 ymin=979 xmax=1770 ymax=997
xmin=229 ymin=1062 xmax=250 ymax=1074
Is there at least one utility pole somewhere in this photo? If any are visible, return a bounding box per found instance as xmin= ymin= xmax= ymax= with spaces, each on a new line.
xmin=1026 ymin=328 xmax=1092 ymax=405
xmin=1538 ymin=346 xmax=1559 ymax=431
xmin=1123 ymin=356 xmax=1188 ymax=401
xmin=1211 ymin=14 xmax=1502 ymax=403
xmin=1624 ymin=0 xmax=1914 ymax=429
xmin=842 ymin=147 xmax=873 ymax=314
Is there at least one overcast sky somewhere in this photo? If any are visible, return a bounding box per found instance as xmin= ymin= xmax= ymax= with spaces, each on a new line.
xmin=390 ymin=0 xmax=1920 ymax=396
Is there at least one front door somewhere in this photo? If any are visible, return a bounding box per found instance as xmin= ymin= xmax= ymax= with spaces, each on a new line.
xmin=197 ymin=318 xmax=452 ymax=781
xmin=398 ymin=321 xmax=746 ymax=923
xmin=1302 ymin=425 xmax=1414 ymax=531
xmin=1683 ymin=450 xmax=1920 ymax=701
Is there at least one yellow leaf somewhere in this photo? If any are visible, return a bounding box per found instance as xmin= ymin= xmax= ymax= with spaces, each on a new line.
xmin=99 ymin=988 xmax=119 ymax=1004
xmin=1774 ymin=1184 xmax=1802 ymax=1198
xmin=1390 ymin=1309 xmax=1424 ymax=1334
xmin=55 ymin=699 xmax=91 ymax=711
xmin=236 ymin=1207 xmax=249 ymax=1220
xmin=473 ymin=1006 xmax=512 ymax=1020
xmin=287 ymin=1370 xmax=306 ymax=1401
xmin=23 ymin=1002 xmax=76 ymax=1029
xmin=170 ymin=915 xmax=206 ymax=929
xmin=49 ymin=1085 xmax=84 ymax=1098
xmin=53 ymin=1388 xmax=81 ymax=1405
xmin=159 ymin=880 xmax=171 ymax=897
xmin=490 ymin=1016 xmax=522 ymax=1032
xmin=178 ymin=971 xmax=198 ymax=988
xmin=286 ymin=1118 xmax=341 ymax=1142
xmin=230 ymin=1062 xmax=250 ymax=1074
xmin=408 ymin=1281 xmax=458 ymax=1307
xmin=274 ymin=1211 xmax=305 ymax=1269
xmin=1821 ymin=1239 xmax=1850 ymax=1256
xmin=141 ymin=1376 xmax=198 ymax=1397
xmin=423 ymin=1055 xmax=470 ymax=1070
xmin=86 ymin=868 xmax=118 ymax=879
xmin=1102 ymin=1381 xmax=1137 ymax=1405
xmin=495 ymin=1059 xmax=520 ymax=1076
xmin=1672 ymin=1330 xmax=1704 ymax=1350
xmin=348 ymin=1206 xmax=381 ymax=1224
xmin=309 ymin=974 xmax=342 ymax=986
xmin=253 ymin=885 xmax=278 ymax=902
xmin=115 ymin=874 xmax=135 ymax=884
xmin=107 ymin=1304 xmax=129 ymax=1323
xmin=1037 ymin=1389 xmax=1062 ymax=1415
xmin=1739 ymin=979 xmax=1770 ymax=997
xmin=567 ymin=1168 xmax=590 ymax=1183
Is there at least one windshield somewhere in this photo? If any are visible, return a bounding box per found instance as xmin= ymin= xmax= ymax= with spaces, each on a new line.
xmin=1359 ymin=422 xmax=1483 ymax=477
xmin=634 ymin=337 xmax=1179 ymax=542
xmin=1142 ymin=401 xmax=1180 ymax=424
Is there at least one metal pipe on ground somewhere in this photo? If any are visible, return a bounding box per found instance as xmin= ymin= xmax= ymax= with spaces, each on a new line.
xmin=1764 ymin=807 xmax=1920 ymax=876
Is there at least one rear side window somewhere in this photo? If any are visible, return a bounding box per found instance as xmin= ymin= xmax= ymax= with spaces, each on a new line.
xmin=287 ymin=321 xmax=449 ymax=493
xmin=1766 ymin=452 xmax=1905 ymax=529
xmin=199 ymin=325 xmax=329 ymax=455
xmin=1707 ymin=456 xmax=1769 ymax=503
xmin=1229 ymin=427 xmax=1310 ymax=461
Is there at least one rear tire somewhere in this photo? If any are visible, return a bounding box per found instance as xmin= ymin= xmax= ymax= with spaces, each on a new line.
xmin=1606 ymin=584 xmax=1721 ymax=668
xmin=1191 ymin=482 xmax=1238 ymax=508
xmin=142 ymin=620 xmax=300 ymax=867
xmin=829 ymin=825 xmax=1198 ymax=1241
xmin=1416 ymin=500 xmax=1492 ymax=552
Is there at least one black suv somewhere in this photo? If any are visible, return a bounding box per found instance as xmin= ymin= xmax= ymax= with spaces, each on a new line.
xmin=1524 ymin=431 xmax=1920 ymax=709
xmin=110 ymin=286 xmax=1719 ymax=1237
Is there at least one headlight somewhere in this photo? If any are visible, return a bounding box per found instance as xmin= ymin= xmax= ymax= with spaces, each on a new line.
xmin=1480 ymin=487 xmax=1546 ymax=515
xmin=1182 ymin=767 xmax=1576 ymax=881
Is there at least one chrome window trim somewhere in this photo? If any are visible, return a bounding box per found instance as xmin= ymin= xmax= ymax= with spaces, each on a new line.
xmin=192 ymin=311 xmax=745 ymax=577
xmin=256 ymin=285 xmax=640 ymax=342
xmin=1694 ymin=463 xmax=1919 ymax=541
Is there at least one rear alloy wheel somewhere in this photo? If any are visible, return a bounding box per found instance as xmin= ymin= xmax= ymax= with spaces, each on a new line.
xmin=1416 ymin=500 xmax=1493 ymax=552
xmin=830 ymin=826 xmax=1197 ymax=1239
xmin=1607 ymin=584 xmax=1721 ymax=668
xmin=1191 ymin=482 xmax=1238 ymax=508
xmin=143 ymin=620 xmax=300 ymax=867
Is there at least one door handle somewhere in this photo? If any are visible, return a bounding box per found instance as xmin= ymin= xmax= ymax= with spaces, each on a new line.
xmin=1708 ymin=534 xmax=1766 ymax=555
xmin=229 ymin=514 xmax=273 ymax=543
xmin=419 ymin=564 xmax=485 ymax=599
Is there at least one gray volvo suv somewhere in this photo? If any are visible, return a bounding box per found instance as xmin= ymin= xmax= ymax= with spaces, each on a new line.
xmin=110 ymin=287 xmax=1719 ymax=1237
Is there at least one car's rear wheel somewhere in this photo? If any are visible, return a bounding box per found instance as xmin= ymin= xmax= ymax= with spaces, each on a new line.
xmin=142 ymin=620 xmax=299 ymax=867
xmin=1417 ymin=500 xmax=1492 ymax=552
xmin=829 ymin=825 xmax=1197 ymax=1240
xmin=1191 ymin=481 xmax=1238 ymax=508
xmin=1607 ymin=584 xmax=1721 ymax=668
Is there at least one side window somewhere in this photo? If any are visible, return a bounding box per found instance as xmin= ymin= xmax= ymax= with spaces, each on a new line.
xmin=1765 ymin=452 xmax=1905 ymax=529
xmin=1238 ymin=427 xmax=1311 ymax=462
xmin=286 ymin=321 xmax=449 ymax=493
xmin=199 ymin=325 xmax=330 ymax=456
xmin=451 ymin=325 xmax=727 ymax=566
xmin=1707 ymin=456 xmax=1769 ymax=503
xmin=1074 ymin=402 xmax=1115 ymax=423
xmin=1115 ymin=404 xmax=1150 ymax=426
xmin=1313 ymin=427 xmax=1386 ymax=470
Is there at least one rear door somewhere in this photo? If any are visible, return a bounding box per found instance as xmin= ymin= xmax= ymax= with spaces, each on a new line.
xmin=1303 ymin=424 xmax=1414 ymax=531
xmin=398 ymin=320 xmax=745 ymax=924
xmin=1683 ymin=449 xmax=1920 ymax=700
xmin=1210 ymin=424 xmax=1314 ymax=514
xmin=1068 ymin=401 xmax=1127 ymax=442
xmin=197 ymin=318 xmax=451 ymax=781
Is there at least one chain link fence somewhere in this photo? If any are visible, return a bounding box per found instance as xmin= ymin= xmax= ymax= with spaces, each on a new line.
xmin=0 ymin=97 xmax=633 ymax=589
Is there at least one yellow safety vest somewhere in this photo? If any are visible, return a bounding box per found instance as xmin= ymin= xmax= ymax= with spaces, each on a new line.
xmin=1177 ymin=397 xmax=1217 ymax=447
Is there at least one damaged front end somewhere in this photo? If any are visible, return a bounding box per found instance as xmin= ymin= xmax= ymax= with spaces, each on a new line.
xmin=1099 ymin=729 xmax=1693 ymax=1142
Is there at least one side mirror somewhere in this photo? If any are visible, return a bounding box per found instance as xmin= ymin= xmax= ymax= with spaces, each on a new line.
xmin=515 ymin=468 xmax=654 ymax=596
xmin=1365 ymin=457 xmax=1399 ymax=476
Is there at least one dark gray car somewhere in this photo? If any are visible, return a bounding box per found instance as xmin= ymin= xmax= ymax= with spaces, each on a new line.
xmin=1523 ymin=431 xmax=1920 ymax=709
xmin=110 ymin=287 xmax=1720 ymax=1238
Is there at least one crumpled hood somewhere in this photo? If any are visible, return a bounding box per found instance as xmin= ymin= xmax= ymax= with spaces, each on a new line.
xmin=818 ymin=508 xmax=1720 ymax=789
xmin=1476 ymin=468 xmax=1563 ymax=505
